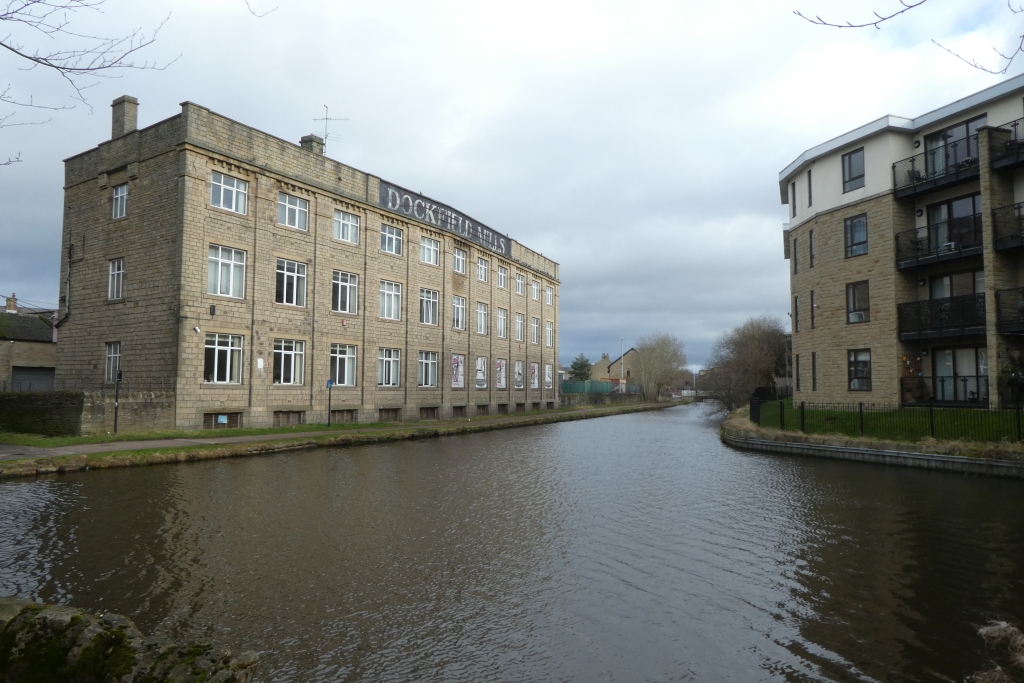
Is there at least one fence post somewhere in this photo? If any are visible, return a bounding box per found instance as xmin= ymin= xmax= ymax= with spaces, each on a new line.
xmin=929 ymin=403 xmax=935 ymax=437
xmin=858 ymin=402 xmax=864 ymax=436
xmin=779 ymin=400 xmax=785 ymax=431
xmin=1017 ymin=405 xmax=1022 ymax=443
xmin=800 ymin=401 xmax=806 ymax=432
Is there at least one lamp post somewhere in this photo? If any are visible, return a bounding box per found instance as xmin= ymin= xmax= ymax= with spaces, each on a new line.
xmin=620 ymin=336 xmax=624 ymax=394
xmin=113 ymin=370 xmax=122 ymax=435
xmin=327 ymin=379 xmax=334 ymax=425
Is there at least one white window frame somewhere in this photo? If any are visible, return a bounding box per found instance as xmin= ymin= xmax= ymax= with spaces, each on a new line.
xmin=276 ymin=258 xmax=307 ymax=307
xmin=332 ymin=271 xmax=358 ymax=314
xmin=330 ymin=343 xmax=357 ymax=387
xmin=545 ymin=286 xmax=553 ymax=305
xmin=381 ymin=225 xmax=403 ymax=255
xmin=497 ymin=308 xmax=508 ymax=338
xmin=111 ymin=183 xmax=128 ymax=219
xmin=497 ymin=266 xmax=508 ymax=289
xmin=273 ymin=339 xmax=305 ymax=385
xmin=208 ymin=246 xmax=245 ymax=299
xmin=420 ymin=236 xmax=440 ymax=265
xmin=515 ymin=313 xmax=524 ymax=341
xmin=477 ymin=257 xmax=488 ymax=282
xmin=204 ymin=333 xmax=243 ymax=384
xmin=420 ymin=288 xmax=439 ymax=325
xmin=531 ymin=317 xmax=539 ymax=344
xmin=277 ymin=192 xmax=309 ymax=230
xmin=333 ymin=210 xmax=360 ymax=244
xmin=418 ymin=351 xmax=438 ymax=387
xmin=476 ymin=302 xmax=488 ymax=335
xmin=104 ymin=341 xmax=121 ymax=383
xmin=545 ymin=321 xmax=553 ymax=347
xmin=210 ymin=173 xmax=248 ymax=214
xmin=108 ymin=258 xmax=124 ymax=300
xmin=515 ymin=273 xmax=525 ymax=295
xmin=378 ymin=348 xmax=401 ymax=387
xmin=531 ymin=279 xmax=540 ymax=300
xmin=453 ymin=248 xmax=466 ymax=274
xmin=379 ymin=280 xmax=402 ymax=320
xmin=452 ymin=295 xmax=466 ymax=330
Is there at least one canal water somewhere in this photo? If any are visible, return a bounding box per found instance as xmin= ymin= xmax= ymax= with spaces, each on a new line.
xmin=2 ymin=405 xmax=1023 ymax=681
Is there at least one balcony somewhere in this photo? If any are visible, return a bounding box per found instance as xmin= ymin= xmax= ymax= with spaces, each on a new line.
xmin=991 ymin=118 xmax=1024 ymax=171
xmin=993 ymin=202 xmax=1024 ymax=251
xmin=897 ymin=293 xmax=986 ymax=340
xmin=995 ymin=287 xmax=1024 ymax=334
xmin=900 ymin=375 xmax=989 ymax=407
xmin=894 ymin=214 xmax=983 ymax=269
xmin=892 ymin=134 xmax=980 ymax=199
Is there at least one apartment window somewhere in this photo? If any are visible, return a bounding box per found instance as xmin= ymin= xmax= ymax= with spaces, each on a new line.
xmin=476 ymin=302 xmax=488 ymax=334
xmin=531 ymin=317 xmax=539 ymax=344
xmin=112 ymin=183 xmax=128 ymax=219
xmin=418 ymin=351 xmax=438 ymax=387
xmin=379 ymin=280 xmax=402 ymax=320
xmin=420 ymin=236 xmax=440 ymax=265
xmin=452 ymin=295 xmax=466 ymax=330
xmin=515 ymin=313 xmax=525 ymax=341
xmin=208 ymin=246 xmax=245 ymax=299
xmin=108 ymin=258 xmax=124 ymax=300
xmin=545 ymin=286 xmax=553 ymax=305
xmin=809 ymin=230 xmax=815 ymax=268
xmin=844 ymin=214 xmax=868 ymax=257
xmin=790 ymin=181 xmax=796 ymax=218
xmin=842 ymin=148 xmax=865 ymax=193
xmin=277 ymin=193 xmax=308 ymax=230
xmin=381 ymin=225 xmax=403 ymax=255
xmin=104 ymin=341 xmax=121 ymax=383
xmin=792 ymin=237 xmax=798 ymax=274
xmin=477 ymin=257 xmax=489 ymax=282
xmin=273 ymin=339 xmax=305 ymax=385
xmin=475 ymin=356 xmax=487 ymax=389
xmin=847 ymin=281 xmax=870 ymax=323
xmin=545 ymin=321 xmax=553 ymax=347
xmin=810 ymin=290 xmax=815 ymax=329
xmin=420 ymin=288 xmax=439 ymax=325
xmin=848 ymin=349 xmax=871 ymax=391
xmin=497 ymin=308 xmax=508 ymax=338
xmin=498 ymin=266 xmax=508 ymax=289
xmin=275 ymin=259 xmax=306 ymax=307
xmin=333 ymin=210 xmax=359 ymax=244
xmin=330 ymin=344 xmax=357 ymax=386
xmin=204 ymin=333 xmax=242 ymax=384
xmin=811 ymin=352 xmax=817 ymax=391
xmin=795 ymin=354 xmax=801 ymax=392
xmin=210 ymin=173 xmax=248 ymax=214
xmin=793 ymin=296 xmax=799 ymax=333
xmin=807 ymin=169 xmax=813 ymax=207
xmin=332 ymin=271 xmax=358 ymax=314
xmin=453 ymin=248 xmax=466 ymax=274
xmin=531 ymin=280 xmax=540 ymax=300
xmin=378 ymin=348 xmax=401 ymax=387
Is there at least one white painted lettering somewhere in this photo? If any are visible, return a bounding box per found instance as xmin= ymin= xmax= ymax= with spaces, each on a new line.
xmin=413 ymin=199 xmax=425 ymax=219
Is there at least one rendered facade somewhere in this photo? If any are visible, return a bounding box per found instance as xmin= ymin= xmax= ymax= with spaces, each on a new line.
xmin=781 ymin=75 xmax=1024 ymax=407
xmin=56 ymin=97 xmax=559 ymax=431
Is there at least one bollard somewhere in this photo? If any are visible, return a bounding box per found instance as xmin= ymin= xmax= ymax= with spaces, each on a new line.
xmin=1017 ymin=405 xmax=1022 ymax=442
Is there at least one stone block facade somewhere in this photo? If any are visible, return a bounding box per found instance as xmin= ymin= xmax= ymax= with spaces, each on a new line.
xmin=56 ymin=98 xmax=559 ymax=431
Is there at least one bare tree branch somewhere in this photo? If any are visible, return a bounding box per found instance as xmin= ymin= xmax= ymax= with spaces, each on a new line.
xmin=793 ymin=0 xmax=929 ymax=29
xmin=1 ymin=151 xmax=21 ymax=165
xmin=243 ymin=0 xmax=277 ymax=18
xmin=932 ymin=35 xmax=1024 ymax=75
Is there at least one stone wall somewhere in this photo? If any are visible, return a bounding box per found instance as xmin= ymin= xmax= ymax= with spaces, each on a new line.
xmin=0 ymin=392 xmax=83 ymax=436
xmin=80 ymin=388 xmax=177 ymax=434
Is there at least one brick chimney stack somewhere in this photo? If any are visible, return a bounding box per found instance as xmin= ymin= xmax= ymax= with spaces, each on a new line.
xmin=111 ymin=95 xmax=139 ymax=139
xmin=300 ymin=134 xmax=324 ymax=155
xmin=5 ymin=293 xmax=16 ymax=314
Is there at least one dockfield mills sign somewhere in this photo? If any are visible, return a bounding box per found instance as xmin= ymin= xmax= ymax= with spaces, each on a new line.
xmin=378 ymin=180 xmax=511 ymax=257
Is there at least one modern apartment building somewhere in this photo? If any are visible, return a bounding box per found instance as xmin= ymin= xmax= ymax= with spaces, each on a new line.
xmin=56 ymin=97 xmax=559 ymax=431
xmin=781 ymin=75 xmax=1024 ymax=408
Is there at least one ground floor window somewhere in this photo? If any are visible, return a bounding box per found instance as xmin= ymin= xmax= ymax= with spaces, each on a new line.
xmin=379 ymin=348 xmax=401 ymax=387
xmin=419 ymin=351 xmax=438 ymax=387
xmin=451 ymin=354 xmax=465 ymax=388
xmin=330 ymin=343 xmax=357 ymax=386
xmin=204 ymin=334 xmax=241 ymax=384
xmin=496 ymin=359 xmax=507 ymax=389
xmin=545 ymin=364 xmax=553 ymax=389
xmin=273 ymin=339 xmax=305 ymax=385
xmin=848 ymin=349 xmax=871 ymax=391
xmin=514 ymin=361 xmax=524 ymax=389
xmin=530 ymin=362 xmax=539 ymax=389
xmin=475 ymin=356 xmax=487 ymax=388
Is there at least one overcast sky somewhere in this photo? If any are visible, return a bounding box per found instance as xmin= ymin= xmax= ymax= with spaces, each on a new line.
xmin=1 ymin=0 xmax=1019 ymax=367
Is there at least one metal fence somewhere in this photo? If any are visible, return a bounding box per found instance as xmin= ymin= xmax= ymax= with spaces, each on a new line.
xmin=894 ymin=214 xmax=983 ymax=268
xmin=892 ymin=134 xmax=980 ymax=194
xmin=560 ymin=380 xmax=643 ymax=395
xmin=751 ymin=399 xmax=1024 ymax=443
xmin=897 ymin=292 xmax=986 ymax=339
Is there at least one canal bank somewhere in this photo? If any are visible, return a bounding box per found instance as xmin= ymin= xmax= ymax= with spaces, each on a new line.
xmin=721 ymin=407 xmax=1024 ymax=480
xmin=0 ymin=402 xmax=677 ymax=480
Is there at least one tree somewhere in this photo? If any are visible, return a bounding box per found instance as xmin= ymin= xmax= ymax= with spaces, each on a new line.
xmin=632 ymin=333 xmax=687 ymax=402
xmin=703 ymin=315 xmax=788 ymax=412
xmin=795 ymin=0 xmax=1024 ymax=75
xmin=568 ymin=353 xmax=592 ymax=381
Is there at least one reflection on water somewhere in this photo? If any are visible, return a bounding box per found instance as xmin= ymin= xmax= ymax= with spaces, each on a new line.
xmin=2 ymin=405 xmax=1023 ymax=681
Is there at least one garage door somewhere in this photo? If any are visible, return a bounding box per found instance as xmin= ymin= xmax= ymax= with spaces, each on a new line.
xmin=11 ymin=367 xmax=55 ymax=392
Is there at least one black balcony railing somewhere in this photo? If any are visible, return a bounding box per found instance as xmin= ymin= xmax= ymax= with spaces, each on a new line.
xmin=995 ymin=287 xmax=1024 ymax=334
xmin=894 ymin=213 xmax=983 ymax=268
xmin=892 ymin=134 xmax=980 ymax=197
xmin=900 ymin=376 xmax=990 ymax=406
xmin=992 ymin=118 xmax=1024 ymax=169
xmin=993 ymin=202 xmax=1024 ymax=251
xmin=897 ymin=292 xmax=986 ymax=340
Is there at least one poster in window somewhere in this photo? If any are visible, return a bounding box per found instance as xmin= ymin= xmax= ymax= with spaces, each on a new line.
xmin=451 ymin=354 xmax=465 ymax=388
xmin=545 ymin=364 xmax=553 ymax=389
xmin=514 ymin=360 xmax=524 ymax=389
xmin=530 ymin=362 xmax=539 ymax=389
xmin=475 ymin=356 xmax=487 ymax=389
xmin=496 ymin=358 xmax=507 ymax=389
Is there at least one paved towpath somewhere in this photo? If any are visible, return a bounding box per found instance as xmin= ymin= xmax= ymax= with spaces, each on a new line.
xmin=0 ymin=404 xmax=660 ymax=463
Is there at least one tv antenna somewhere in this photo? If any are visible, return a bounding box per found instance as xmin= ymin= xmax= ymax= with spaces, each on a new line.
xmin=313 ymin=105 xmax=348 ymax=154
